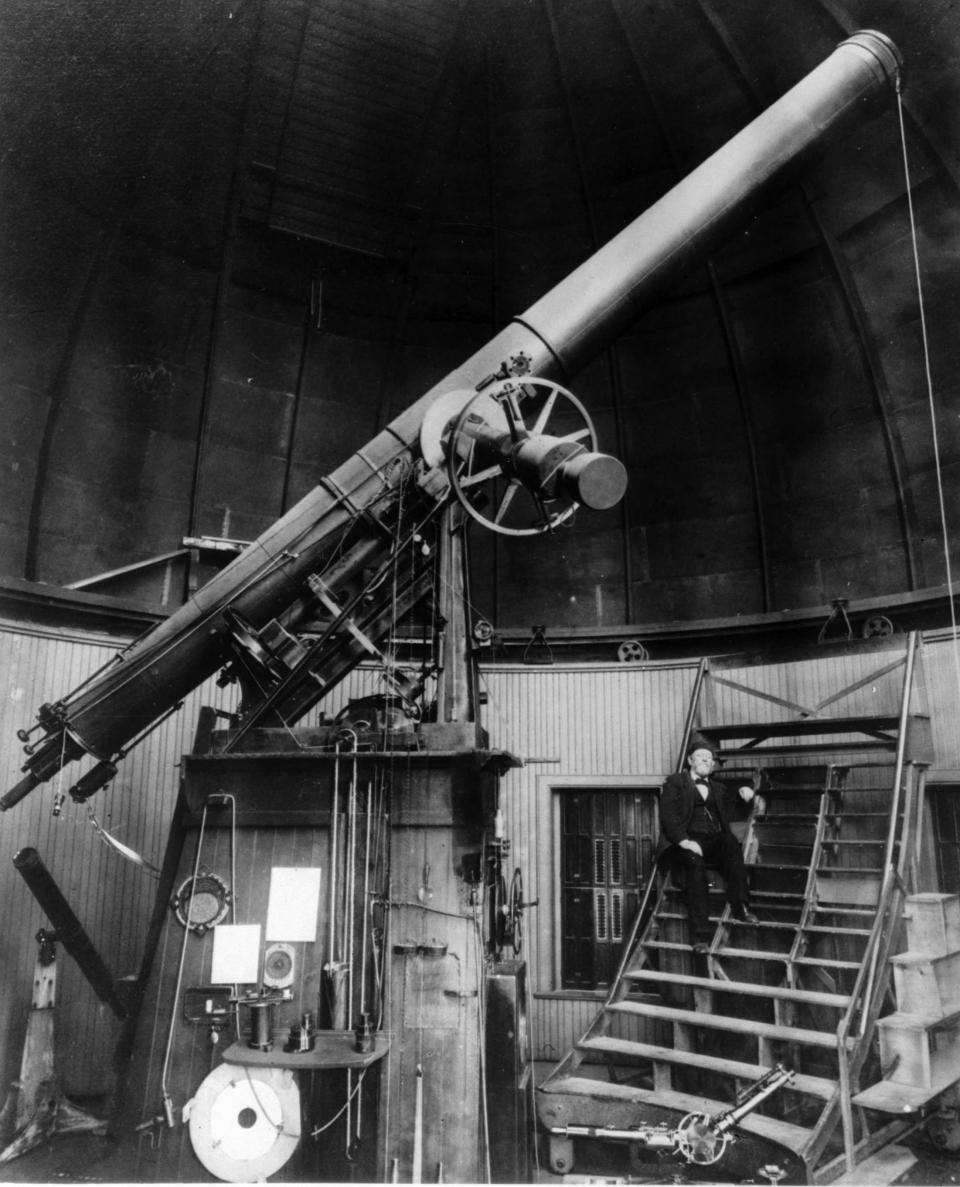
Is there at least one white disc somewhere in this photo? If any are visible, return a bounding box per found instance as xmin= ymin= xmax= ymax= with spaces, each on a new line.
xmin=419 ymin=388 xmax=510 ymax=467
xmin=188 ymin=1062 xmax=300 ymax=1182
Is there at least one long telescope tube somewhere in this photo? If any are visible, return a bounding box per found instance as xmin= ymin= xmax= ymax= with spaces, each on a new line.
xmin=13 ymin=846 xmax=129 ymax=1018
xmin=1 ymin=31 xmax=901 ymax=810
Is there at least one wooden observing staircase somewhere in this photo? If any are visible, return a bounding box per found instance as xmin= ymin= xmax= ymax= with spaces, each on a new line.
xmin=536 ymin=633 xmax=956 ymax=1183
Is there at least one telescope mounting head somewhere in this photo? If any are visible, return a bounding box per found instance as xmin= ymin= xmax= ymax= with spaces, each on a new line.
xmin=422 ymin=376 xmax=627 ymax=537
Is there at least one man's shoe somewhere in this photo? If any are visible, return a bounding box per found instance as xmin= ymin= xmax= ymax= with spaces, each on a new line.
xmin=693 ymin=941 xmax=710 ymax=955
xmin=733 ymin=906 xmax=759 ymax=924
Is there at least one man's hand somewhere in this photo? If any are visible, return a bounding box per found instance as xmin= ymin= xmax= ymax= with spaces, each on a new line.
xmin=680 ymin=839 xmax=703 ymax=857
xmin=738 ymin=786 xmax=766 ymax=814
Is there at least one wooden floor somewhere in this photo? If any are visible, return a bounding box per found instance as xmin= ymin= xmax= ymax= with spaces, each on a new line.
xmin=0 ymin=1117 xmax=949 ymax=1184
xmin=0 ymin=1067 xmax=946 ymax=1185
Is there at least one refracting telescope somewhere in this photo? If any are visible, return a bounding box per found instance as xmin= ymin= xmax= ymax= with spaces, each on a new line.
xmin=2 ymin=30 xmax=902 ymax=812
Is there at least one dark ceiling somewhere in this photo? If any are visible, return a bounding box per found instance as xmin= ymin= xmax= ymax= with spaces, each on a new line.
xmin=2 ymin=0 xmax=959 ymax=641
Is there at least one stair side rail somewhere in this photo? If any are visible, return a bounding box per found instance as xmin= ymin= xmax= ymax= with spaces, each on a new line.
xmin=676 ymin=657 xmax=709 ymax=771
xmin=608 ymin=656 xmax=710 ymax=998
xmin=832 ymin=631 xmax=921 ymax=1173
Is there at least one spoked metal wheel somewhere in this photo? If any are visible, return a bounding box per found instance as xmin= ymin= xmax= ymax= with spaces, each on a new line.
xmin=446 ymin=377 xmax=597 ymax=537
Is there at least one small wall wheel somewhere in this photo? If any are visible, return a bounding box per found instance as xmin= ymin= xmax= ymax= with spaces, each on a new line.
xmin=862 ymin=614 xmax=895 ymax=638
xmin=506 ymin=867 xmax=525 ymax=956
xmin=617 ymin=639 xmax=649 ymax=662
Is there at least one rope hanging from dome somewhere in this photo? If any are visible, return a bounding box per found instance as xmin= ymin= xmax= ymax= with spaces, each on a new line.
xmin=895 ymin=82 xmax=960 ymax=706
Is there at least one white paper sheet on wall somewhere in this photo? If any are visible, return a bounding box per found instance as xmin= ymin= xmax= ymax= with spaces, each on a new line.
xmin=210 ymin=923 xmax=261 ymax=984
xmin=265 ymin=867 xmax=322 ymax=941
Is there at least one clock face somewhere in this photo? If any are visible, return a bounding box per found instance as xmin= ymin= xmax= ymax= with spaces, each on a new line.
xmin=263 ymin=943 xmax=295 ymax=988
xmin=172 ymin=873 xmax=231 ymax=933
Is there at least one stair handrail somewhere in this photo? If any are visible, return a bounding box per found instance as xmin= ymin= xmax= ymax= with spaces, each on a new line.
xmin=845 ymin=629 xmax=918 ymax=1039
xmin=609 ymin=657 xmax=711 ymax=999
xmin=832 ymin=631 xmax=919 ymax=1171
xmin=833 ymin=863 xmax=904 ymax=1172
xmin=676 ymin=657 xmax=709 ymax=772
xmin=883 ymin=630 xmax=919 ymax=874
xmin=607 ymin=857 xmax=664 ymax=1003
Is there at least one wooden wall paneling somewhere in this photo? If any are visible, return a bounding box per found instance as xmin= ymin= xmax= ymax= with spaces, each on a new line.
xmin=479 ymin=659 xmax=700 ymax=1064
xmin=476 ymin=641 xmax=960 ymax=1067
xmin=2 ymin=622 xmax=959 ymax=1125
xmin=0 ymin=620 xmax=240 ymax=1100
xmin=924 ymin=635 xmax=960 ymax=767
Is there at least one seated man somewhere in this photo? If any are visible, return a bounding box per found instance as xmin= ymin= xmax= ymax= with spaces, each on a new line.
xmin=656 ymin=743 xmax=758 ymax=953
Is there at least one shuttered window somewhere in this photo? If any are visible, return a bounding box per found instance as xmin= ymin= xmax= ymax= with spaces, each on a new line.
xmin=559 ymin=788 xmax=656 ymax=990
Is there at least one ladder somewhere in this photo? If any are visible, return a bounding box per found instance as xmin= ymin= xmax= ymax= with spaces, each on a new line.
xmin=536 ymin=632 xmax=934 ymax=1183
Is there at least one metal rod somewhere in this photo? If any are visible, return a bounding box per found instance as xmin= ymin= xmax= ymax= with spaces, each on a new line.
xmin=361 ymin=781 xmax=372 ymax=1018
xmin=159 ymin=801 xmax=211 ymax=1125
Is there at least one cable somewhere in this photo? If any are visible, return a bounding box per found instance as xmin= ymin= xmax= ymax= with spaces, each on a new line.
xmin=159 ymin=800 xmax=210 ymax=1127
xmin=309 ymin=1068 xmax=369 ymax=1137
xmin=896 ymin=86 xmax=960 ymax=707
xmin=473 ymin=893 xmax=491 ymax=1183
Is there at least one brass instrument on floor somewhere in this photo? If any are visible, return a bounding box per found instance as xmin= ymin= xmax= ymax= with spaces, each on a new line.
xmin=547 ymin=1064 xmax=795 ymax=1167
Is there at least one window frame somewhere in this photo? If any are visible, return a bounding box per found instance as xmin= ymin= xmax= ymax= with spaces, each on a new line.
xmin=924 ymin=770 xmax=960 ymax=894
xmin=546 ymin=774 xmax=663 ymax=994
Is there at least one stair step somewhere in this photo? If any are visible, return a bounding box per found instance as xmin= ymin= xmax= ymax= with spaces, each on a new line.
xmin=824 ymin=839 xmax=886 ymax=847
xmin=812 ymin=905 xmax=877 ymax=917
xmin=643 ymin=941 xmax=795 ymax=961
xmin=700 ymin=715 xmax=900 ymax=741
xmin=725 ymin=918 xmax=797 ymax=931
xmin=719 ymin=743 xmax=897 ymax=758
xmin=793 ymin=955 xmax=861 ymax=970
xmin=537 ymin=1074 xmax=814 ymax=1155
xmin=829 ymin=811 xmax=897 ymax=818
xmin=763 ymin=785 xmax=835 ymax=793
xmin=622 ymin=968 xmax=851 ymax=1008
xmin=577 ymin=1037 xmax=839 ymax=1100
xmin=715 ymin=946 xmax=860 ymax=969
xmin=817 ymin=866 xmax=883 ymax=876
xmin=852 ymin=1069 xmax=960 ymax=1113
xmin=747 ymin=862 xmax=809 ymax=872
xmin=652 ymin=910 xmax=790 ymax=927
xmin=757 ymin=814 xmax=819 ymax=823
xmin=608 ymin=1000 xmax=851 ymax=1049
xmin=801 ymin=925 xmax=872 ymax=937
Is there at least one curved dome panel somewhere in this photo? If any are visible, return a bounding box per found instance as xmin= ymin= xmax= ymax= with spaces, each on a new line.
xmin=1 ymin=0 xmax=958 ymax=637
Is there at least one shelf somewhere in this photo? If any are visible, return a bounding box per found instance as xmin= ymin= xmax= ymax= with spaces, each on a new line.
xmin=223 ymin=1029 xmax=389 ymax=1071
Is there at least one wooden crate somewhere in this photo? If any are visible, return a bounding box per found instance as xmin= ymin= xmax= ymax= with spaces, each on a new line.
xmin=892 ymin=950 xmax=960 ymax=1018
xmin=903 ymin=894 xmax=960 ymax=956
xmin=878 ymin=1011 xmax=960 ymax=1089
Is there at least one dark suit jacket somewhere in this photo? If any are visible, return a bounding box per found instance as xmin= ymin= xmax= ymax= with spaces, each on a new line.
xmin=655 ymin=771 xmax=736 ymax=867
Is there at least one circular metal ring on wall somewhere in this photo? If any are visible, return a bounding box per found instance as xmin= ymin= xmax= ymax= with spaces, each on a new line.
xmin=171 ymin=872 xmax=231 ymax=934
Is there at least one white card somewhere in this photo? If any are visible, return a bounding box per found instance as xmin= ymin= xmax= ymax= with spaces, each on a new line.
xmin=210 ymin=923 xmax=261 ymax=984
xmin=265 ymin=867 xmax=322 ymax=941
